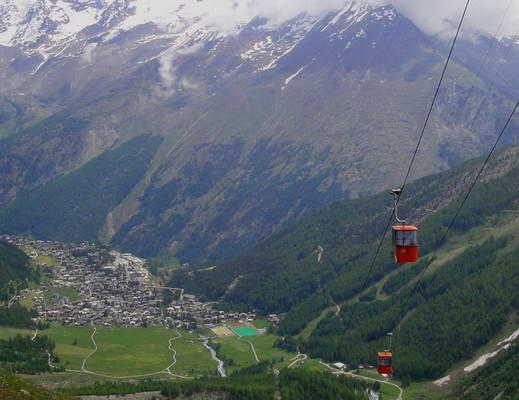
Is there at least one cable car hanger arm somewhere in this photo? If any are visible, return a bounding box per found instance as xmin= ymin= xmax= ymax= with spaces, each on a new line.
xmin=391 ymin=188 xmax=405 ymax=224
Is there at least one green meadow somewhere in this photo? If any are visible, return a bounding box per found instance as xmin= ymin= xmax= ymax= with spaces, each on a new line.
xmin=213 ymin=333 xmax=297 ymax=373
xmin=44 ymin=325 xmax=95 ymax=370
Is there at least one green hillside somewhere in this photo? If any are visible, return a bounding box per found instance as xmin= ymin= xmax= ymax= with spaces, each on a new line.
xmin=170 ymin=146 xmax=519 ymax=380
xmin=453 ymin=343 xmax=519 ymax=400
xmin=0 ymin=241 xmax=33 ymax=293
xmin=0 ymin=371 xmax=70 ymax=400
xmin=0 ymin=134 xmax=162 ymax=242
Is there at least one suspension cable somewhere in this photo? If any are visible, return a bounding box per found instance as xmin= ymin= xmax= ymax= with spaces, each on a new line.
xmin=341 ymin=0 xmax=471 ymax=332
xmin=406 ymin=100 xmax=518 ymax=297
xmin=400 ymin=0 xmax=471 ymax=193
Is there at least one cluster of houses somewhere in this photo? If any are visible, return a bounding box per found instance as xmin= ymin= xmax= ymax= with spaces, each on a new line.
xmin=3 ymin=236 xmax=265 ymax=330
xmin=167 ymin=298 xmax=258 ymax=329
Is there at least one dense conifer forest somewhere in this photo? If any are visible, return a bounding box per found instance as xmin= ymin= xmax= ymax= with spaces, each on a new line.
xmin=170 ymin=148 xmax=519 ymax=380
xmin=64 ymin=363 xmax=371 ymax=400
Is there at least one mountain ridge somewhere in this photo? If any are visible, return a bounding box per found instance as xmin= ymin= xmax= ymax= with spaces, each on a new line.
xmin=0 ymin=1 xmax=518 ymax=261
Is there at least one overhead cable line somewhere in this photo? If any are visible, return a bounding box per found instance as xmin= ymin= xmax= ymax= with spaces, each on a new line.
xmin=341 ymin=0 xmax=472 ymax=331
xmin=400 ymin=0 xmax=472 ymax=193
xmin=390 ymin=99 xmax=518 ymax=356
xmin=405 ymin=100 xmax=518 ymax=297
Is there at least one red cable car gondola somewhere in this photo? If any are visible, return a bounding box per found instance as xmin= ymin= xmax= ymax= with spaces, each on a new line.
xmin=377 ymin=333 xmax=393 ymax=376
xmin=392 ymin=225 xmax=418 ymax=263
xmin=391 ymin=189 xmax=419 ymax=264
xmin=377 ymin=351 xmax=393 ymax=376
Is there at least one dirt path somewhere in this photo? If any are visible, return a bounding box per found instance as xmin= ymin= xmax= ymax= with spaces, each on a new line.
xmin=287 ymin=352 xmax=307 ymax=368
xmin=316 ymin=246 xmax=324 ymax=264
xmin=7 ymin=294 xmax=17 ymax=309
xmin=240 ymin=338 xmax=259 ymax=362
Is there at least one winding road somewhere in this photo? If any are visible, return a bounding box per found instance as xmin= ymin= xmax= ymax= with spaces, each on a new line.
xmin=319 ymin=361 xmax=403 ymax=400
xmin=287 ymin=352 xmax=308 ymax=368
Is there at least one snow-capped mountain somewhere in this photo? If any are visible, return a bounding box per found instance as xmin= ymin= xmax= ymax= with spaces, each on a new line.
xmin=0 ymin=1 xmax=402 ymax=75
xmin=0 ymin=0 xmax=518 ymax=262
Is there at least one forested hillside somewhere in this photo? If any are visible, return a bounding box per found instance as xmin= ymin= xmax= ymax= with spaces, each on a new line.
xmin=170 ymin=146 xmax=519 ymax=380
xmin=1 ymin=1 xmax=518 ymax=263
xmin=65 ymin=363 xmax=372 ymax=400
xmin=0 ymin=134 xmax=162 ymax=242
xmin=0 ymin=241 xmax=33 ymax=291
xmin=454 ymin=343 xmax=519 ymax=400
xmin=0 ymin=240 xmax=37 ymax=304
xmin=0 ymin=239 xmax=40 ymax=326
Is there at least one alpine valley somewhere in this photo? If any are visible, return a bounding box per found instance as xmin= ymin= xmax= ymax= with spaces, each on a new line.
xmin=0 ymin=0 xmax=518 ymax=262
xmin=0 ymin=1 xmax=518 ymax=399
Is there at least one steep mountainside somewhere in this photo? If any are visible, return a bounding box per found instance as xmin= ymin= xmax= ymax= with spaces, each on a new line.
xmin=0 ymin=239 xmax=33 ymax=293
xmin=0 ymin=238 xmax=35 ymax=296
xmin=453 ymin=343 xmax=519 ymax=400
xmin=0 ymin=1 xmax=518 ymax=261
xmin=0 ymin=134 xmax=162 ymax=242
xmin=170 ymin=146 xmax=519 ymax=379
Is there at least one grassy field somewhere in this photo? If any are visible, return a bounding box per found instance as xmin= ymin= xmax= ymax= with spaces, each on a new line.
xmin=213 ymin=336 xmax=256 ymax=373
xmin=0 ymin=326 xmax=32 ymax=340
xmin=213 ymin=334 xmax=297 ymax=373
xmin=35 ymin=254 xmax=57 ymax=267
xmin=251 ymin=320 xmax=269 ymax=329
xmin=295 ymin=358 xmax=330 ymax=372
xmin=19 ymin=292 xmax=35 ymax=309
xmin=0 ymin=325 xmax=99 ymax=378
xmin=44 ymin=325 xmax=95 ymax=370
xmin=1 ymin=323 xmax=223 ymax=378
xmin=44 ymin=288 xmax=79 ymax=304
xmin=249 ymin=335 xmax=296 ymax=365
xmin=402 ymin=382 xmax=447 ymax=400
xmin=170 ymin=330 xmax=216 ymax=377
xmin=85 ymin=326 xmax=176 ymax=376
xmin=43 ymin=325 xmax=215 ymax=378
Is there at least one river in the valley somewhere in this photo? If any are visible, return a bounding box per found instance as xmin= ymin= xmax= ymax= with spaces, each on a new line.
xmin=203 ymin=339 xmax=226 ymax=378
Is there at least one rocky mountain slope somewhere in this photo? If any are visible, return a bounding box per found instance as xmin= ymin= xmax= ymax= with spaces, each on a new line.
xmin=0 ymin=1 xmax=518 ymax=261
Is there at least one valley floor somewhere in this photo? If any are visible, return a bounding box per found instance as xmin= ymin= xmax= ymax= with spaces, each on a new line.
xmin=0 ymin=324 xmax=409 ymax=399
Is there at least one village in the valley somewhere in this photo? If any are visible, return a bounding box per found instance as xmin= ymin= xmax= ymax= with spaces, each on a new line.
xmin=2 ymin=236 xmax=265 ymax=330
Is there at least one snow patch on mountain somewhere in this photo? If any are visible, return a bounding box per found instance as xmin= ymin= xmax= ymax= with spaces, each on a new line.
xmin=282 ymin=66 xmax=305 ymax=91
xmin=241 ymin=16 xmax=318 ymax=72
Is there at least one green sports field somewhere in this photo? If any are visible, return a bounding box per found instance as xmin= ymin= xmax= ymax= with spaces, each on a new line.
xmin=230 ymin=324 xmax=259 ymax=337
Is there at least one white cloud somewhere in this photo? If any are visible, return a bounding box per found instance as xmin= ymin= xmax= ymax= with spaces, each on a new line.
xmin=4 ymin=0 xmax=519 ymax=44
xmin=158 ymin=42 xmax=202 ymax=95
xmin=390 ymin=0 xmax=519 ymax=39
xmin=132 ymin=0 xmax=519 ymax=39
